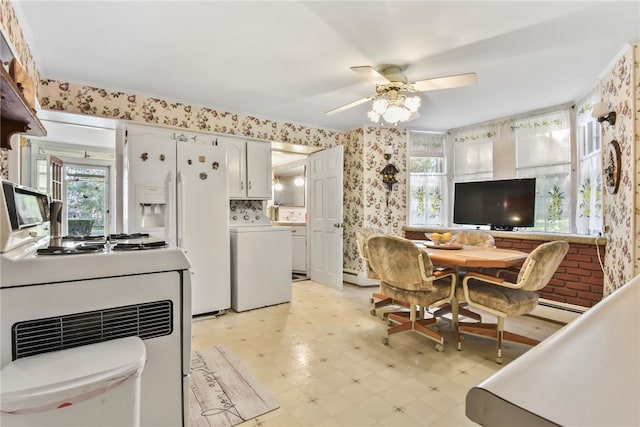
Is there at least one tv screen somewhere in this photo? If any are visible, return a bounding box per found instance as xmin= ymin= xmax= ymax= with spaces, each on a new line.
xmin=453 ymin=178 xmax=536 ymax=230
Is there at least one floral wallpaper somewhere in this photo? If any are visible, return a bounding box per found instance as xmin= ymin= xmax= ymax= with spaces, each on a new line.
xmin=635 ymin=45 xmax=640 ymax=283
xmin=0 ymin=0 xmax=41 ymax=180
xmin=342 ymin=126 xmax=408 ymax=274
xmin=342 ymin=128 xmax=365 ymax=272
xmin=363 ymin=127 xmax=408 ymax=236
xmin=0 ymin=0 xmax=39 ymax=86
xmin=601 ymin=45 xmax=635 ymax=295
xmin=38 ymin=80 xmax=341 ymax=149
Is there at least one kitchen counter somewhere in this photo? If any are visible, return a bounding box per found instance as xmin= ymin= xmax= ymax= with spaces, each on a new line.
xmin=272 ymin=221 xmax=306 ymax=226
xmin=466 ymin=275 xmax=640 ymax=426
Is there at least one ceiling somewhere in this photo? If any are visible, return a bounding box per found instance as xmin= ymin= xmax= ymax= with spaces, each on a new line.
xmin=13 ymin=1 xmax=640 ymax=133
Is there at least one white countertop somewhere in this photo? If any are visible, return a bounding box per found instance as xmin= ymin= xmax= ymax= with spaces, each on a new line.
xmin=466 ymin=274 xmax=640 ymax=426
xmin=1 ymin=245 xmax=191 ymax=287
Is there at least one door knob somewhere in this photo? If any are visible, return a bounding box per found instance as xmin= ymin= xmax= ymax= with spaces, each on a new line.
xmin=333 ymin=223 xmax=344 ymax=228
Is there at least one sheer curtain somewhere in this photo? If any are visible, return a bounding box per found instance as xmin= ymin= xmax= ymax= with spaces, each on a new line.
xmin=451 ymin=126 xmax=494 ymax=182
xmin=407 ymin=132 xmax=447 ymax=226
xmin=514 ymin=110 xmax=571 ymax=232
xmin=575 ymin=87 xmax=602 ymax=235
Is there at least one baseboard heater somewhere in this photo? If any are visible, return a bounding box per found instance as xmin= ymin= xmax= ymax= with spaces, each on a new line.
xmin=537 ymin=298 xmax=588 ymax=314
xmin=343 ymin=269 xmax=378 ymax=287
xmin=529 ymin=298 xmax=588 ymax=324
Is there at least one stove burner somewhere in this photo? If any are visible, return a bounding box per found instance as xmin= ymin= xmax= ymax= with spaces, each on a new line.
xmin=37 ymin=243 xmax=105 ymax=256
xmin=109 ymin=233 xmax=151 ymax=240
xmin=112 ymin=240 xmax=167 ymax=251
xmin=63 ymin=235 xmax=106 ymax=242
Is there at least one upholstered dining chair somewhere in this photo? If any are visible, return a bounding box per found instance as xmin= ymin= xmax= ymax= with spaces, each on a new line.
xmin=450 ymin=230 xmax=496 ymax=248
xmin=457 ymin=240 xmax=569 ymax=363
xmin=356 ymin=227 xmax=407 ymax=317
xmin=366 ymin=235 xmax=457 ymax=351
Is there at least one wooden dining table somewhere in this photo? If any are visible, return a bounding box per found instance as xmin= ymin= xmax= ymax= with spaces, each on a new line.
xmin=412 ymin=240 xmax=530 ymax=323
xmin=414 ymin=241 xmax=529 ymax=270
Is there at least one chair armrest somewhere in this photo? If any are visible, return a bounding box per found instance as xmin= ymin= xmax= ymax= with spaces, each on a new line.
xmin=496 ymin=267 xmax=520 ymax=280
xmin=433 ymin=268 xmax=457 ymax=279
xmin=463 ymin=271 xmax=506 ymax=286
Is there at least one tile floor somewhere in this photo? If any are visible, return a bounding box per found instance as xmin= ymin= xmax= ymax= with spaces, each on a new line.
xmin=192 ymin=280 xmax=565 ymax=426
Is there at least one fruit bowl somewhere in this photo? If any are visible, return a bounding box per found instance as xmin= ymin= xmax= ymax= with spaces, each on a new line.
xmin=425 ymin=232 xmax=452 ymax=245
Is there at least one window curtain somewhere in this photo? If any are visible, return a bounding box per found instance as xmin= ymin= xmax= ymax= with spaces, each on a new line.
xmin=409 ymin=132 xmax=445 ymax=157
xmin=451 ymin=126 xmax=493 ymax=179
xmin=575 ymin=87 xmax=602 ymax=235
xmin=514 ymin=110 xmax=571 ymax=168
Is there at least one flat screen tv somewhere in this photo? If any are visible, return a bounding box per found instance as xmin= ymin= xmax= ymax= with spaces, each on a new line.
xmin=453 ymin=178 xmax=536 ymax=231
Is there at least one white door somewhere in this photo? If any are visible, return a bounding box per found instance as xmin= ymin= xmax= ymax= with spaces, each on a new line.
xmin=177 ymin=142 xmax=230 ymax=314
xmin=308 ymin=146 xmax=344 ymax=289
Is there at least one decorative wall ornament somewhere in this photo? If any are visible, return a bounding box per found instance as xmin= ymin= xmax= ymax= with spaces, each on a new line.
xmin=604 ymin=140 xmax=621 ymax=194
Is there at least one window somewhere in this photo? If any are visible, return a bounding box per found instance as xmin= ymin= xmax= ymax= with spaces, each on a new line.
xmin=25 ymin=140 xmax=115 ymax=236
xmin=514 ymin=110 xmax=571 ymax=232
xmin=575 ymin=90 xmax=603 ymax=235
xmin=407 ymin=132 xmax=447 ymax=226
xmin=452 ymin=128 xmax=494 ymax=182
xmin=65 ymin=164 xmax=109 ymax=236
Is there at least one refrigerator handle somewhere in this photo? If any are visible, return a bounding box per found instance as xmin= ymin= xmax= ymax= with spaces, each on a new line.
xmin=177 ymin=171 xmax=186 ymax=250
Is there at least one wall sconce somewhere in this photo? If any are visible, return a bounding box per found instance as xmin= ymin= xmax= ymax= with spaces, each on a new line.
xmin=591 ymin=102 xmax=616 ymax=125
xmin=273 ymin=176 xmax=283 ymax=192
xmin=380 ymin=146 xmax=399 ymax=192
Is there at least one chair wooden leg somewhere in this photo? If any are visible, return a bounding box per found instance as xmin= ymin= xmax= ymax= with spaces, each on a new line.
xmin=458 ymin=317 xmax=542 ymax=364
xmin=384 ymin=307 xmax=444 ymax=351
xmin=371 ymin=293 xmax=411 ymax=319
xmin=434 ymin=303 xmax=481 ymax=322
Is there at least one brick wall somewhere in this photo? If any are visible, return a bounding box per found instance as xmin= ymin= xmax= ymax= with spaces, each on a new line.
xmin=404 ymin=230 xmax=605 ymax=308
xmin=496 ymin=237 xmax=604 ymax=307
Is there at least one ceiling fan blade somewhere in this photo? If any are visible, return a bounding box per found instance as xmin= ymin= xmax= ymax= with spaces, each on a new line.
xmin=350 ymin=66 xmax=390 ymax=85
xmin=325 ymin=94 xmax=376 ymax=116
xmin=411 ymin=73 xmax=477 ymax=92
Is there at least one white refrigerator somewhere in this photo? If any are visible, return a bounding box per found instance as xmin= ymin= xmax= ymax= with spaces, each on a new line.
xmin=123 ymin=125 xmax=230 ymax=315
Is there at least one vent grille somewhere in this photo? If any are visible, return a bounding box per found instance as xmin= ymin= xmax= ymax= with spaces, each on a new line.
xmin=12 ymin=300 xmax=173 ymax=360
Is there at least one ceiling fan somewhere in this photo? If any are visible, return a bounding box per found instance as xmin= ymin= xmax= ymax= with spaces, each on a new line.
xmin=325 ymin=65 xmax=477 ymax=124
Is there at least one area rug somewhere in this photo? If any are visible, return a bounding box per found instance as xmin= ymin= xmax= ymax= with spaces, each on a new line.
xmin=189 ymin=345 xmax=279 ymax=427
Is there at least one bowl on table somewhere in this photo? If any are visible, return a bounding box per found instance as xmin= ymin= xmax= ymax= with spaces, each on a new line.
xmin=425 ymin=232 xmax=452 ymax=245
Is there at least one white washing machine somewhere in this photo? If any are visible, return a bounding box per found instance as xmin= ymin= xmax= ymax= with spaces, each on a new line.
xmin=229 ymin=212 xmax=292 ymax=312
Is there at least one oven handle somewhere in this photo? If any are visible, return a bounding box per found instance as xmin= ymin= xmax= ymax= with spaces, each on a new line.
xmin=177 ymin=171 xmax=186 ymax=250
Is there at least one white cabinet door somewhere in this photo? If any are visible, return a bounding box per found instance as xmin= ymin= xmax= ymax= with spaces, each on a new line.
xmin=216 ymin=136 xmax=246 ymax=199
xmin=291 ymin=226 xmax=307 ymax=273
xmin=246 ymin=140 xmax=272 ymax=199
xmin=217 ymin=138 xmax=270 ymax=199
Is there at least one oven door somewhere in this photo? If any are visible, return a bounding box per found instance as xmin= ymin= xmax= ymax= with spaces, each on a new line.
xmin=1 ymin=270 xmax=186 ymax=426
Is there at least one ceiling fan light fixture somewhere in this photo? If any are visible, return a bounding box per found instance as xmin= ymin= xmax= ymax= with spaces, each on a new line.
xmin=372 ymin=98 xmax=388 ymax=114
xmin=368 ymin=92 xmax=419 ymax=125
xmin=404 ymin=96 xmax=421 ymax=112
xmin=383 ymin=104 xmax=411 ymax=124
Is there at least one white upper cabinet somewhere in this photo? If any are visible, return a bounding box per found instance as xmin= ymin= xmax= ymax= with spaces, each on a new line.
xmin=217 ymin=136 xmax=272 ymax=199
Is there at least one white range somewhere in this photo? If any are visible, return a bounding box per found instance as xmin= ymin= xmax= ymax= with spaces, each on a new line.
xmin=0 ymin=180 xmax=192 ymax=426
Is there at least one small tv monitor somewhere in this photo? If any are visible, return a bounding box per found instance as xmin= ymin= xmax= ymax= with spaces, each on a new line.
xmin=453 ymin=178 xmax=536 ymax=231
